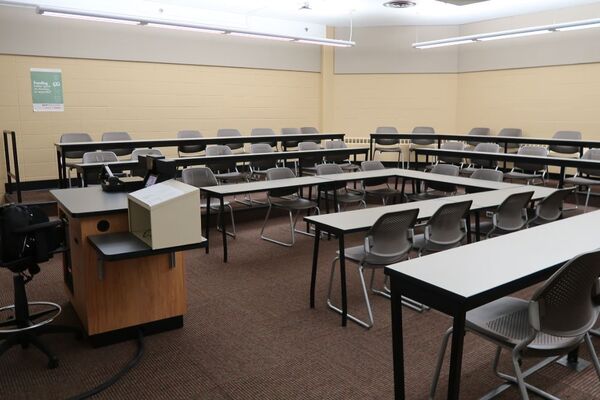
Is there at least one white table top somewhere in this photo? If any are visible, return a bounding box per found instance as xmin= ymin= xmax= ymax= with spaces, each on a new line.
xmin=200 ymin=176 xmax=326 ymax=196
xmin=394 ymin=169 xmax=516 ymax=190
xmin=305 ymin=185 xmax=555 ymax=233
xmin=385 ymin=210 xmax=600 ymax=299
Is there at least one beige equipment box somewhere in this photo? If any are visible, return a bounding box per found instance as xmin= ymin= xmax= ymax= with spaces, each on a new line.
xmin=128 ymin=179 xmax=202 ymax=249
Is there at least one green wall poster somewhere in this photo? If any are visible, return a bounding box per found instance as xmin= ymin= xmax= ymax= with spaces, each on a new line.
xmin=30 ymin=68 xmax=64 ymax=112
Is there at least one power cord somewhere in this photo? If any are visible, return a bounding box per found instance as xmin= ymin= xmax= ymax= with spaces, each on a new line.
xmin=67 ymin=329 xmax=145 ymax=400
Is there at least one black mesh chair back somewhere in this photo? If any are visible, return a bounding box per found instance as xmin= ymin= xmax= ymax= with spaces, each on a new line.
xmin=182 ymin=167 xmax=219 ymax=188
xmin=131 ymin=148 xmax=162 ymax=161
xmin=60 ymin=133 xmax=93 ymax=159
xmin=494 ymin=191 xmax=533 ymax=232
xmin=529 ymin=249 xmax=600 ymax=337
xmin=101 ymin=131 xmax=133 ymax=156
xmin=205 ymin=145 xmax=237 ymax=173
xmin=466 ymin=127 xmax=490 ymax=147
xmin=426 ymin=200 xmax=471 ymax=246
xmin=361 ymin=160 xmax=389 ymax=187
xmin=375 ymin=126 xmax=399 ymax=146
xmin=250 ymin=143 xmax=278 ymax=172
xmin=298 ymin=141 xmax=323 ymax=169
xmin=470 ymin=142 xmax=500 ymax=169
xmin=470 ymin=168 xmax=503 ymax=181
xmin=217 ymin=129 xmax=244 ymax=151
xmin=300 ymin=127 xmax=321 ymax=144
xmin=251 ymin=128 xmax=277 ymax=148
xmin=513 ymin=146 xmax=548 ymax=172
xmin=498 ymin=128 xmax=522 ymax=150
xmin=281 ymin=128 xmax=302 ymax=150
xmin=534 ymin=187 xmax=574 ymax=223
xmin=550 ymin=131 xmax=581 ymax=155
xmin=427 ymin=163 xmax=459 ymax=193
xmin=411 ymin=126 xmax=435 ymax=146
xmin=324 ymin=140 xmax=349 ymax=163
xmin=439 ymin=141 xmax=465 ymax=165
xmin=177 ymin=130 xmax=205 ymax=155
xmin=367 ymin=209 xmax=419 ymax=259
xmin=579 ymin=149 xmax=600 ymax=177
xmin=266 ymin=167 xmax=298 ymax=197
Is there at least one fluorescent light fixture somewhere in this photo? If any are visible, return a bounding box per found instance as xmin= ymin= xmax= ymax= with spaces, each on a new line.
xmin=229 ymin=32 xmax=294 ymax=41
xmin=39 ymin=10 xmax=140 ymax=25
xmin=413 ymin=17 xmax=600 ymax=49
xmin=477 ymin=30 xmax=551 ymax=41
xmin=415 ymin=39 xmax=475 ymax=49
xmin=37 ymin=7 xmax=355 ymax=48
xmin=146 ymin=23 xmax=225 ymax=34
xmin=555 ymin=22 xmax=600 ymax=32
xmin=296 ymin=39 xmax=353 ymax=47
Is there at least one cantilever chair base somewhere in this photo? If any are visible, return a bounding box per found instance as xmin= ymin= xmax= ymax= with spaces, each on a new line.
xmin=260 ymin=205 xmax=320 ymax=247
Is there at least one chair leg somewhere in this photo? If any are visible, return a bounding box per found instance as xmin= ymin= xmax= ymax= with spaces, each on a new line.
xmin=511 ymin=349 xmax=530 ymax=400
xmin=429 ymin=327 xmax=453 ymax=400
xmin=585 ymin=333 xmax=600 ymax=380
xmin=584 ymin=187 xmax=592 ymax=212
xmin=326 ymin=257 xmax=373 ymax=329
xmin=215 ymin=206 xmax=236 ymax=238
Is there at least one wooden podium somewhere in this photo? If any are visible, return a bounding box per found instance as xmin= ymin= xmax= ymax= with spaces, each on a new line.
xmin=51 ymin=186 xmax=204 ymax=346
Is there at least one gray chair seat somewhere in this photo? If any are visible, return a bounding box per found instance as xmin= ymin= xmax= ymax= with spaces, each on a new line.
xmin=366 ymin=187 xmax=400 ymax=197
xmin=340 ymin=163 xmax=360 ymax=172
xmin=466 ymin=297 xmax=583 ymax=356
xmin=335 ymin=190 xmax=365 ymax=204
xmin=472 ymin=220 xmax=514 ymax=237
xmin=564 ymin=176 xmax=600 ymax=186
xmin=214 ymin=171 xmax=246 ymax=181
xmin=200 ymin=200 xmax=231 ymax=209
xmin=270 ymin=196 xmax=317 ymax=210
xmin=375 ymin=145 xmax=401 ymax=152
xmin=338 ymin=245 xmax=408 ymax=266
xmin=412 ymin=233 xmax=461 ymax=253
xmin=503 ymin=171 xmax=543 ymax=180
xmin=407 ymin=191 xmax=446 ymax=201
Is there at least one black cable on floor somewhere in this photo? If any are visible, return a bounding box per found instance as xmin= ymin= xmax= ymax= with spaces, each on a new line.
xmin=67 ymin=329 xmax=144 ymax=400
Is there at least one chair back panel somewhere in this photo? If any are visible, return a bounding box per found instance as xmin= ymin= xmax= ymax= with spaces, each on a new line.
xmin=281 ymin=128 xmax=301 ymax=149
xmin=439 ymin=141 xmax=465 ymax=165
xmin=470 ymin=143 xmax=500 ymax=168
xmin=375 ymin=126 xmax=400 ymax=146
xmin=470 ymin=168 xmax=503 ymax=182
xmin=367 ymin=209 xmax=418 ymax=258
xmin=181 ymin=167 xmax=218 ymax=188
xmin=580 ymin=149 xmax=600 ymax=177
xmin=427 ymin=163 xmax=459 ymax=193
xmin=498 ymin=128 xmax=522 ymax=149
xmin=217 ymin=129 xmax=244 ymax=150
xmin=324 ymin=141 xmax=349 ymax=163
xmin=249 ymin=144 xmax=278 ymax=171
xmin=535 ymin=187 xmax=574 ymax=223
xmin=177 ymin=130 xmax=205 ymax=154
xmin=82 ymin=151 xmax=118 ymax=163
xmin=427 ymin=200 xmax=471 ymax=245
xmin=467 ymin=127 xmax=491 ymax=146
xmin=266 ymin=167 xmax=298 ymax=197
xmin=251 ymin=128 xmax=277 ymax=147
xmin=514 ymin=146 xmax=548 ymax=172
xmin=530 ymin=249 xmax=600 ymax=337
xmin=361 ymin=160 xmax=388 ymax=187
xmin=550 ymin=131 xmax=581 ymax=154
xmin=411 ymin=126 xmax=435 ymax=145
xmin=317 ymin=163 xmax=345 ymax=190
xmin=298 ymin=142 xmax=322 ymax=168
xmin=60 ymin=133 xmax=93 ymax=159
xmin=495 ymin=191 xmax=533 ymax=231
xmin=205 ymin=145 xmax=237 ymax=173
xmin=300 ymin=127 xmax=321 ymax=144
xmin=131 ymin=148 xmax=162 ymax=161
xmin=101 ymin=131 xmax=133 ymax=156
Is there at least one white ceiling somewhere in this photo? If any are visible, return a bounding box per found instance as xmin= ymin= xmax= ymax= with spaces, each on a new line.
xmin=5 ymin=0 xmax=600 ymax=28
xmin=148 ymin=0 xmax=600 ymax=26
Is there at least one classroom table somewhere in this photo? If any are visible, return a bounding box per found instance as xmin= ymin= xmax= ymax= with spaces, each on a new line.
xmin=55 ymin=133 xmax=345 ymax=187
xmin=305 ymin=185 xmax=556 ymax=327
xmin=369 ymin=132 xmax=600 ymax=161
xmin=384 ymin=210 xmax=600 ymax=400
xmin=411 ymin=147 xmax=600 ymax=187
xmin=74 ymin=147 xmax=369 ymax=186
xmin=201 ymin=176 xmax=326 ymax=262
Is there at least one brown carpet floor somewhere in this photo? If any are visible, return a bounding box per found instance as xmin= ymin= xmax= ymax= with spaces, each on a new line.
xmin=1 ymin=191 xmax=600 ymax=399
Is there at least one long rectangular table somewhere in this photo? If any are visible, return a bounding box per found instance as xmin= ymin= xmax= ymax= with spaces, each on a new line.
xmin=56 ymin=133 xmax=345 ymax=187
xmin=384 ymin=210 xmax=600 ymax=400
xmin=74 ymin=147 xmax=369 ymax=186
xmin=304 ymin=183 xmax=556 ymax=327
xmin=369 ymin=132 xmax=600 ymax=161
xmin=411 ymin=147 xmax=600 ymax=187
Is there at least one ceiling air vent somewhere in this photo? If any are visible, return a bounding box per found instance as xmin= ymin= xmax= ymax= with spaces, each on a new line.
xmin=436 ymin=0 xmax=490 ymax=5
xmin=383 ymin=1 xmax=417 ymax=9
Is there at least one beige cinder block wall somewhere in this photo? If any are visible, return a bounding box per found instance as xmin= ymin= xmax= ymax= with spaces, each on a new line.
xmin=0 ymin=55 xmax=320 ymax=183
xmin=456 ymin=63 xmax=600 ymax=138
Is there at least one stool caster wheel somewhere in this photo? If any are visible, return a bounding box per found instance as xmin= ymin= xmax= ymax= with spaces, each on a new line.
xmin=48 ymin=357 xmax=59 ymax=369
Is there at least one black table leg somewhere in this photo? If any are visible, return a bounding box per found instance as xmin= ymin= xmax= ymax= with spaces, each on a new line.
xmin=390 ymin=277 xmax=405 ymax=400
xmin=333 ymin=188 xmax=338 ymax=212
xmin=369 ymin=138 xmax=374 ymax=160
xmin=400 ymin=178 xmax=406 ymax=203
xmin=475 ymin=212 xmax=481 ymax=241
xmin=466 ymin=213 xmax=472 ymax=244
xmin=503 ymin=143 xmax=508 ymax=170
xmin=447 ymin=311 xmax=467 ymax=400
xmin=310 ymin=227 xmax=321 ymax=309
xmin=220 ymin=196 xmax=227 ymax=262
xmin=559 ymin=166 xmax=565 ymax=188
xmin=338 ymin=234 xmax=347 ymax=327
xmin=61 ymin=152 xmax=67 ymax=188
xmin=205 ymin=194 xmax=211 ymax=254
xmin=56 ymin=150 xmax=64 ymax=188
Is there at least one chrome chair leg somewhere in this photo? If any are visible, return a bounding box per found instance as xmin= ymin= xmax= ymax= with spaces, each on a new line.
xmin=429 ymin=328 xmax=453 ymax=400
xmin=585 ymin=333 xmax=600 ymax=379
xmin=376 ymin=271 xmax=428 ymax=312
xmin=214 ymin=205 xmax=236 ymax=238
xmin=326 ymin=257 xmax=373 ymax=329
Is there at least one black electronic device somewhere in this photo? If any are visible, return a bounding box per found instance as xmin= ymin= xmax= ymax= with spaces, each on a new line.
xmin=100 ymin=165 xmax=144 ymax=192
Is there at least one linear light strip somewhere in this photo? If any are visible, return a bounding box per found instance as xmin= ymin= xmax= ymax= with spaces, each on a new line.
xmin=413 ymin=17 xmax=600 ymax=49
xmin=36 ymin=7 xmax=355 ymax=48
